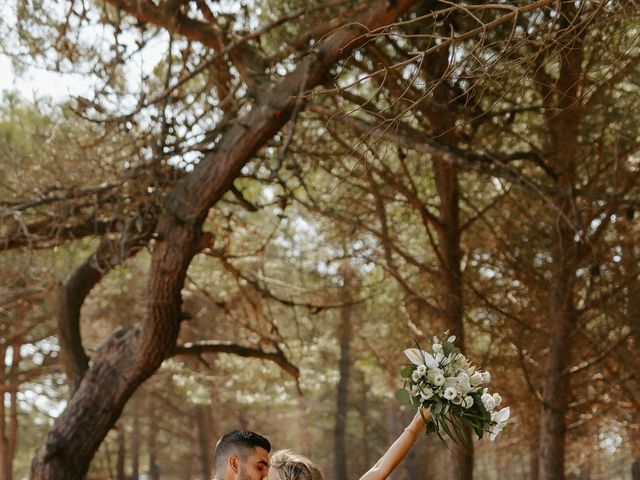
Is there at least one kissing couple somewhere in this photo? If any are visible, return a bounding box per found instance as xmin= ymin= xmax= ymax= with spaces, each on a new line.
xmin=212 ymin=408 xmax=429 ymax=480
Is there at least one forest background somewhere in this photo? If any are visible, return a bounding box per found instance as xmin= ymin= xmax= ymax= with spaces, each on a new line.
xmin=0 ymin=0 xmax=639 ymax=479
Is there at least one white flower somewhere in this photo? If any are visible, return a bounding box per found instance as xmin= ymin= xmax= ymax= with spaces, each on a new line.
xmin=420 ymin=388 xmax=434 ymax=401
xmin=443 ymin=377 xmax=458 ymax=389
xmin=447 ymin=335 xmax=457 ymax=343
xmin=457 ymin=373 xmax=471 ymax=394
xmin=416 ymin=365 xmax=427 ymax=376
xmin=482 ymin=371 xmax=491 ymax=383
xmin=433 ymin=373 xmax=445 ymax=386
xmin=444 ymin=387 xmax=458 ymax=401
xmin=432 ymin=343 xmax=443 ymax=353
xmin=435 ymin=352 xmax=444 ymax=364
xmin=489 ymin=407 xmax=510 ymax=441
xmin=404 ymin=348 xmax=438 ymax=368
xmin=411 ymin=370 xmax=421 ymax=382
xmin=470 ymin=371 xmax=483 ymax=387
xmin=481 ymin=390 xmax=496 ymax=412
xmin=492 ymin=393 xmax=502 ymax=407
xmin=463 ymin=396 xmax=474 ymax=409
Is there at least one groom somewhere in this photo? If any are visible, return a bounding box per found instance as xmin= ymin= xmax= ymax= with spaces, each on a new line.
xmin=213 ymin=430 xmax=271 ymax=480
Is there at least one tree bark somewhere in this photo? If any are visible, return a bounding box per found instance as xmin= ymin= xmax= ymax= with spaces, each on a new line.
xmin=130 ymin=397 xmax=141 ymax=480
xmin=0 ymin=344 xmax=7 ymax=480
xmin=195 ymin=405 xmax=213 ymax=480
xmin=148 ymin=399 xmax=160 ymax=480
xmin=0 ymin=342 xmax=19 ymax=480
xmin=6 ymin=345 xmax=19 ymax=480
xmin=536 ymin=6 xmax=583 ymax=478
xmin=633 ymin=459 xmax=640 ymax=480
xmin=116 ymin=425 xmax=126 ymax=480
xmin=30 ymin=2 xmax=419 ymax=478
xmin=430 ymin=69 xmax=471 ymax=479
xmin=334 ymin=267 xmax=354 ymax=480
xmin=58 ymin=237 xmax=151 ymax=392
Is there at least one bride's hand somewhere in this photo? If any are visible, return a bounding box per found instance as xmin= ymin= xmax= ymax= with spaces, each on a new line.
xmin=406 ymin=408 xmax=431 ymax=437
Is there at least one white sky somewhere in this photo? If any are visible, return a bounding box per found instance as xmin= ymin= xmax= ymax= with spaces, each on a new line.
xmin=0 ymin=54 xmax=93 ymax=101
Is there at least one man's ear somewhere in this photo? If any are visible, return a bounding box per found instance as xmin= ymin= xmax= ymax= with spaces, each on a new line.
xmin=229 ymin=455 xmax=240 ymax=474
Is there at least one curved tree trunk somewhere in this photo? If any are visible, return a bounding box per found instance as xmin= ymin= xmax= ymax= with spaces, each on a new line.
xmin=29 ymin=2 xmax=419 ymax=478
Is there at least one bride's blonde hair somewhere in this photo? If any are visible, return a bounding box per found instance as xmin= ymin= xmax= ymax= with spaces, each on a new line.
xmin=269 ymin=450 xmax=324 ymax=480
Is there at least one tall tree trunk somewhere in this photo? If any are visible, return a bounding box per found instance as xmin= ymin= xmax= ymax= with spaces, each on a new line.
xmin=116 ymin=425 xmax=126 ymax=480
xmin=536 ymin=7 xmax=583 ymax=476
xmin=424 ymin=38 xmax=471 ymax=476
xmin=148 ymin=398 xmax=160 ymax=480
xmin=537 ymin=294 xmax=575 ymax=480
xmin=633 ymin=462 xmax=640 ymax=480
xmin=29 ymin=3 xmax=419 ymax=477
xmin=334 ymin=267 xmax=354 ymax=480
xmin=356 ymin=371 xmax=371 ymax=472
xmin=195 ymin=405 xmax=213 ymax=480
xmin=0 ymin=343 xmax=19 ymax=480
xmin=0 ymin=344 xmax=8 ymax=480
xmin=130 ymin=397 xmax=141 ymax=480
xmin=434 ymin=159 xmax=471 ymax=480
xmin=529 ymin=423 xmax=540 ymax=480
xmin=5 ymin=344 xmax=19 ymax=480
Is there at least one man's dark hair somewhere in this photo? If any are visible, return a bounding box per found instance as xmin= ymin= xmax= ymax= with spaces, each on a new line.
xmin=214 ymin=430 xmax=271 ymax=472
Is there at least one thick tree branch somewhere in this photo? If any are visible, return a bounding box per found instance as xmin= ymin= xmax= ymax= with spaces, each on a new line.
xmin=172 ymin=340 xmax=300 ymax=381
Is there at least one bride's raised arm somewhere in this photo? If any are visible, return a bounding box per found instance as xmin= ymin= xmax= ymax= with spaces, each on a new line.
xmin=358 ymin=409 xmax=429 ymax=480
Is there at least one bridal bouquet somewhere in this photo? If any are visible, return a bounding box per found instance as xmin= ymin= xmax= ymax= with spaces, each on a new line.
xmin=396 ymin=334 xmax=510 ymax=445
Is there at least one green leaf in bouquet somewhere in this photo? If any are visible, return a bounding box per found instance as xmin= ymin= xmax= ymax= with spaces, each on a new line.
xmin=442 ymin=341 xmax=461 ymax=356
xmin=431 ymin=400 xmax=444 ymax=416
xmin=473 ymin=420 xmax=484 ymax=439
xmin=400 ymin=365 xmax=414 ymax=379
xmin=395 ymin=389 xmax=413 ymax=406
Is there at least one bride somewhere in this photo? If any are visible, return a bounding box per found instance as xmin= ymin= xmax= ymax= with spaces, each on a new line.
xmin=267 ymin=409 xmax=429 ymax=480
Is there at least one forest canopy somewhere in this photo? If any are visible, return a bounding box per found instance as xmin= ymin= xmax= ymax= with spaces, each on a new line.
xmin=1 ymin=1 xmax=639 ymax=479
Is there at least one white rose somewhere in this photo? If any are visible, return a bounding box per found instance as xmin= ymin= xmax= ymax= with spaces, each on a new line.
xmin=417 ymin=365 xmax=427 ymax=376
xmin=457 ymin=373 xmax=471 ymax=393
xmin=444 ymin=377 xmax=458 ymax=389
xmin=420 ymin=388 xmax=434 ymax=401
xmin=444 ymin=387 xmax=458 ymax=401
xmin=411 ymin=371 xmax=421 ymax=382
xmin=433 ymin=373 xmax=445 ymax=386
xmin=463 ymin=396 xmax=474 ymax=409
xmin=482 ymin=371 xmax=491 ymax=383
xmin=470 ymin=372 xmax=483 ymax=387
